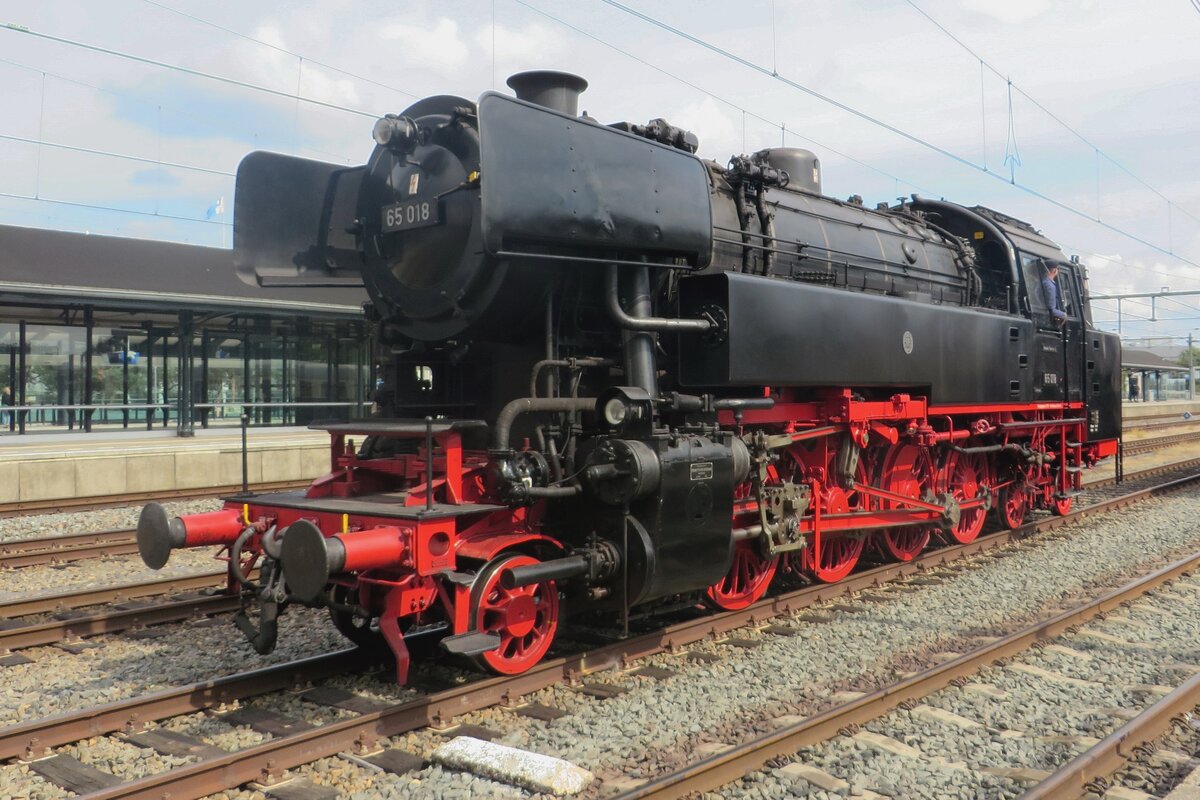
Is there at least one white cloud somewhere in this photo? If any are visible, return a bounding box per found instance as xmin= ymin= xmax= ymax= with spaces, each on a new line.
xmin=473 ymin=21 xmax=566 ymax=65
xmin=956 ymin=0 xmax=1053 ymax=24
xmin=378 ymin=18 xmax=469 ymax=68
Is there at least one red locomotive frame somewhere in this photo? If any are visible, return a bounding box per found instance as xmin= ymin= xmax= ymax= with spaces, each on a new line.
xmin=155 ymin=388 xmax=1115 ymax=683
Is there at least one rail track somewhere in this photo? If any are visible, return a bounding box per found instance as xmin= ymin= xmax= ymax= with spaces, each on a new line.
xmin=1122 ymin=431 xmax=1200 ymax=456
xmin=0 ymin=528 xmax=138 ymax=569
xmin=0 ymin=449 xmax=1174 ymax=575
xmin=611 ymin=536 xmax=1200 ymax=799
xmin=0 ymin=570 xmax=231 ymax=619
xmin=3 ymin=466 xmax=1197 ymax=799
xmin=0 ymin=455 xmax=1189 ymax=655
xmin=0 ymin=479 xmax=309 ymax=520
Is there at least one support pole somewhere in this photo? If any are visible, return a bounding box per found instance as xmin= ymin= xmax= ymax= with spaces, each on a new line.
xmin=177 ymin=310 xmax=195 ymax=437
xmin=1190 ymin=333 xmax=1195 ymax=401
xmin=241 ymin=413 xmax=250 ymax=496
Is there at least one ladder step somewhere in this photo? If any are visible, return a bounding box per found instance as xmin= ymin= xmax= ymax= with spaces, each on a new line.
xmin=439 ymin=631 xmax=501 ymax=656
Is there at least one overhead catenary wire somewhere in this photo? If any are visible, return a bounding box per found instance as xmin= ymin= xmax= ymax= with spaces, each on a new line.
xmin=139 ymin=0 xmax=420 ymax=101
xmin=512 ymin=0 xmax=934 ymax=191
xmin=0 ymin=54 xmax=360 ymax=165
xmin=0 ymin=189 xmax=231 ymax=227
xmin=517 ymin=0 xmax=1200 ymax=288
xmin=1 ymin=23 xmax=379 ymax=119
xmin=0 ymin=132 xmax=234 ymax=177
xmin=595 ymin=0 xmax=1200 ymax=272
xmin=903 ymin=0 xmax=1200 ymax=228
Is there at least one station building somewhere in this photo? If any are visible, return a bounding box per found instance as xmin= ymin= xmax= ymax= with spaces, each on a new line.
xmin=0 ymin=223 xmax=370 ymax=437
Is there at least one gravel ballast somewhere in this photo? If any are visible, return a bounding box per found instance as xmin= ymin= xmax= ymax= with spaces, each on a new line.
xmin=346 ymin=489 xmax=1200 ymax=799
xmin=6 ymin=482 xmax=1200 ymax=797
xmin=0 ymin=499 xmax=221 ymax=544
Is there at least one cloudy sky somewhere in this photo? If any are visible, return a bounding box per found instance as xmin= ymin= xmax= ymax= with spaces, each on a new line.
xmin=1 ymin=0 xmax=1199 ymax=340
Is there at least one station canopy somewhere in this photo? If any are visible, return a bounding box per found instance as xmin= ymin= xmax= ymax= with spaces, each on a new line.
xmin=0 ymin=223 xmax=366 ymax=319
xmin=1121 ymin=348 xmax=1189 ymax=373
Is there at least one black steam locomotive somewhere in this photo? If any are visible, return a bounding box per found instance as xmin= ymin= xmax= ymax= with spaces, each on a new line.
xmin=138 ymin=71 xmax=1120 ymax=681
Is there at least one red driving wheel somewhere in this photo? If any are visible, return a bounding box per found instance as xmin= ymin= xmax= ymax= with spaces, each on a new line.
xmin=939 ymin=451 xmax=990 ymax=544
xmin=705 ymin=540 xmax=780 ymax=610
xmin=469 ymin=554 xmax=559 ymax=675
xmin=804 ymin=486 xmax=865 ymax=583
xmin=877 ymin=443 xmax=934 ymax=561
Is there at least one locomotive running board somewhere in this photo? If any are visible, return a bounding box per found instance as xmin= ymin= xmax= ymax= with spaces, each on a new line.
xmin=440 ymin=631 xmax=502 ymax=656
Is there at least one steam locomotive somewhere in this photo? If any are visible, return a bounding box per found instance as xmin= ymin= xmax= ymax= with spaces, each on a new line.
xmin=138 ymin=71 xmax=1120 ymax=682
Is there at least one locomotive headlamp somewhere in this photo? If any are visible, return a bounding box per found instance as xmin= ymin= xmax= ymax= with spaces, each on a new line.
xmin=603 ymin=397 xmax=629 ymax=427
xmin=372 ymin=114 xmax=418 ymax=154
xmin=596 ymin=386 xmax=654 ymax=436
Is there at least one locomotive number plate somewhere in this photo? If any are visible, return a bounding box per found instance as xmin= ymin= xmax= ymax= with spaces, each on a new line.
xmin=381 ymin=199 xmax=440 ymax=233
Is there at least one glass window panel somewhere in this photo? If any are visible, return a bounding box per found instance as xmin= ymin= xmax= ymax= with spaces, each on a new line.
xmin=0 ymin=323 xmax=16 ymax=433
xmin=204 ymin=332 xmax=246 ymax=427
xmin=25 ymin=324 xmax=86 ymax=431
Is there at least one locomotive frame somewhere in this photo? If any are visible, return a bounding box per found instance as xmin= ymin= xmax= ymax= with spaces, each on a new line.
xmin=137 ymin=71 xmax=1120 ymax=683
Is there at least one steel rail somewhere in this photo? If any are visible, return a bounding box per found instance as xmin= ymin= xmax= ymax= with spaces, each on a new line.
xmin=0 ymin=649 xmax=368 ymax=762
xmin=0 ymin=570 xmax=230 ymax=619
xmin=1086 ymin=455 xmax=1200 ymax=489
xmin=611 ymin=543 xmax=1200 ymax=799
xmin=0 ymin=594 xmax=237 ymax=652
xmin=0 ymin=479 xmax=310 ymax=519
xmin=0 ymin=529 xmax=137 ymax=569
xmin=1123 ymin=430 xmax=1200 ymax=456
xmin=75 ymin=471 xmax=1200 ymax=800
xmin=1021 ymin=671 xmax=1200 ymax=799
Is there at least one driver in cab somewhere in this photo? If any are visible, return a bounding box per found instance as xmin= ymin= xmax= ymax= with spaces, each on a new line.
xmin=1042 ymin=262 xmax=1067 ymax=327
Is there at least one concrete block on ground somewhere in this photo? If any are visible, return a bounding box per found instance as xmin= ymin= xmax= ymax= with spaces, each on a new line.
xmin=19 ymin=459 xmax=76 ymax=501
xmin=963 ymin=682 xmax=1009 ymax=699
xmin=1007 ymin=662 xmax=1104 ymax=688
xmin=1076 ymin=629 xmax=1131 ymax=646
xmin=1042 ymin=644 xmax=1094 ymax=661
xmin=75 ymin=457 xmax=127 ymax=497
xmin=776 ymin=763 xmax=848 ymax=791
xmin=431 ymin=736 xmax=593 ymax=796
xmin=911 ymin=704 xmax=985 ymax=730
xmin=981 ymin=767 xmax=1051 ymax=784
xmin=829 ymin=690 xmax=867 ymax=704
xmin=126 ymin=454 xmax=177 ymax=493
xmin=851 ymin=731 xmax=924 ymax=760
xmin=1103 ymin=787 xmax=1157 ymax=800
xmin=1165 ymin=763 xmax=1200 ymax=800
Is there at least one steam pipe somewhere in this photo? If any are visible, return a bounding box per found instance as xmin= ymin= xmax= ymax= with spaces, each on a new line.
xmin=619 ymin=265 xmax=660 ymax=398
xmin=604 ymin=264 xmax=712 ymax=331
xmin=754 ymin=188 xmax=775 ymax=275
xmin=529 ymin=357 xmax=614 ymax=398
xmin=500 ymin=554 xmax=590 ymax=589
xmin=525 ymin=483 xmax=584 ymax=499
xmin=492 ymin=397 xmax=596 ymax=450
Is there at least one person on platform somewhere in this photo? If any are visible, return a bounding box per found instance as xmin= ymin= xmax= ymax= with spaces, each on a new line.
xmin=0 ymin=385 xmax=11 ymax=426
xmin=1041 ymin=263 xmax=1067 ymax=326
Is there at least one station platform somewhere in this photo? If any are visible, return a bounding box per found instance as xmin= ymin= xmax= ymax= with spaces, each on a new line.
xmin=0 ymin=427 xmax=332 ymax=505
xmin=1122 ymin=398 xmax=1200 ymax=423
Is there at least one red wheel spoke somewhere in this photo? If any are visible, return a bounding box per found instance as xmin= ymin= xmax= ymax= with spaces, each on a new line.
xmin=705 ymin=540 xmax=778 ymax=611
xmin=471 ymin=555 xmax=559 ymax=676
